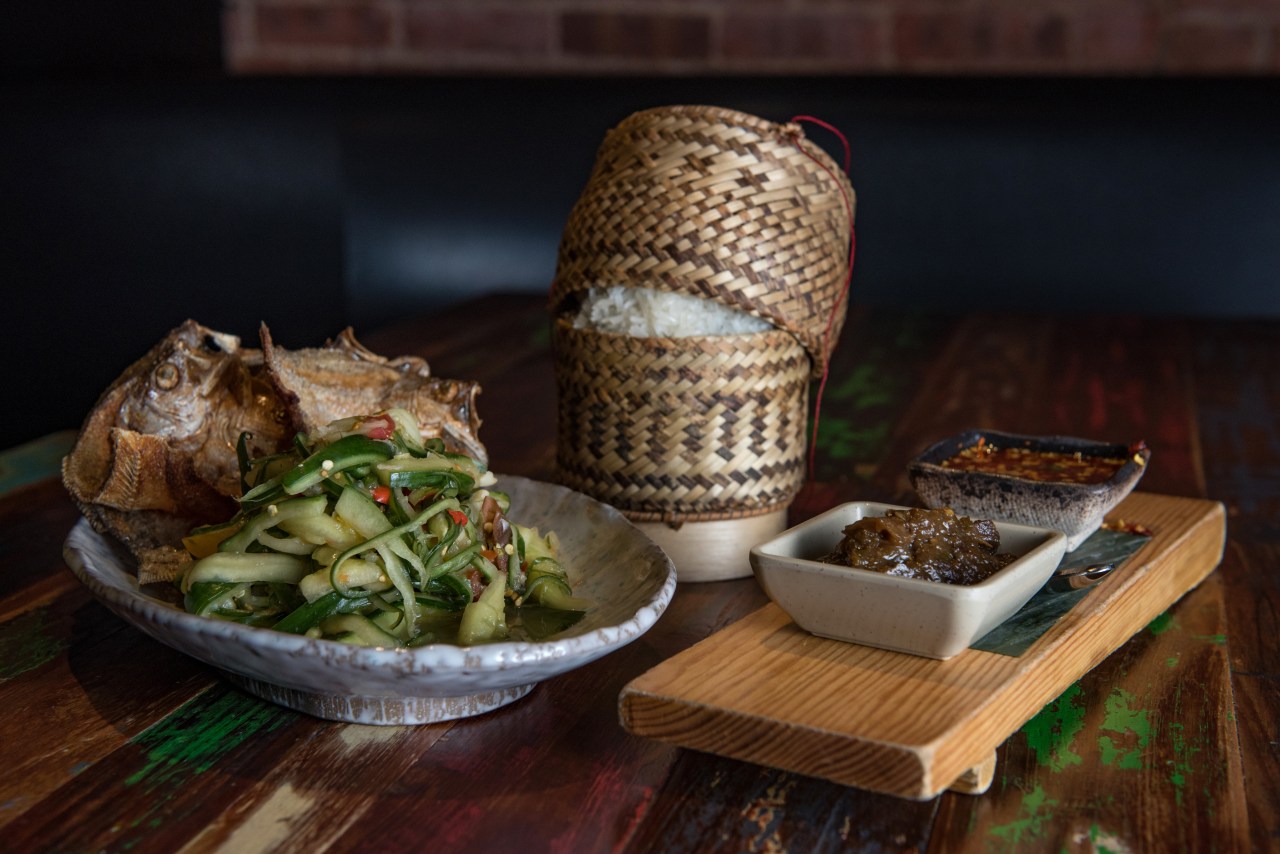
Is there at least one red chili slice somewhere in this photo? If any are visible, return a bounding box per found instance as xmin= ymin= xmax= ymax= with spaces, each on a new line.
xmin=370 ymin=485 xmax=392 ymax=505
xmin=363 ymin=413 xmax=396 ymax=440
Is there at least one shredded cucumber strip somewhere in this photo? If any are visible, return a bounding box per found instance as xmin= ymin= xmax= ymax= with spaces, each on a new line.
xmin=193 ymin=582 xmax=250 ymax=617
xmin=183 ymin=552 xmax=311 ymax=593
xmin=429 ymin=543 xmax=481 ymax=579
xmin=219 ymin=494 xmax=328 ymax=553
xmin=187 ymin=410 xmax=589 ymax=647
xmin=374 ymin=542 xmax=419 ymax=635
xmin=327 ymin=496 xmax=458 ymax=599
xmin=319 ymin=614 xmax=400 ymax=647
xmin=255 ymin=531 xmax=316 ymax=555
xmin=457 ymin=570 xmax=508 ymax=645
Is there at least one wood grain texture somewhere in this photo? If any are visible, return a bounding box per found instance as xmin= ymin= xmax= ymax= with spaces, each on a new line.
xmin=1188 ymin=320 xmax=1280 ymax=852
xmin=956 ymin=573 xmax=1249 ymax=853
xmin=0 ymin=297 xmax=1269 ymax=851
xmin=903 ymin=313 xmax=1240 ymax=852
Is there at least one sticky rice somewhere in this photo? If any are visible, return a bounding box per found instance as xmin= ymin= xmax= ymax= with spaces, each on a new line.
xmin=572 ymin=286 xmax=772 ymax=338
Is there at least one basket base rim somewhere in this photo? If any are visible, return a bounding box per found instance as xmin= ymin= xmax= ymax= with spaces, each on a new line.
xmin=621 ymin=501 xmax=791 ymax=525
xmin=632 ymin=507 xmax=788 ymax=583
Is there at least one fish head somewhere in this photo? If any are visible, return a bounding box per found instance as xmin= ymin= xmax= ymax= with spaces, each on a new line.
xmin=119 ymin=320 xmax=245 ymax=441
xmin=63 ymin=320 xmax=253 ymax=513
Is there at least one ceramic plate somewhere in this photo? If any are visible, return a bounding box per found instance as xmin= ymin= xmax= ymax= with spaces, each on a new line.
xmin=64 ymin=475 xmax=677 ymax=725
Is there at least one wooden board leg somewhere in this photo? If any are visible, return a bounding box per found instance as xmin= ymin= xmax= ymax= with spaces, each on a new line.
xmin=947 ymin=752 xmax=996 ymax=795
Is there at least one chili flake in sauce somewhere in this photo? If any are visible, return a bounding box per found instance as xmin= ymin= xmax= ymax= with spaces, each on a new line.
xmin=941 ymin=439 xmax=1133 ymax=485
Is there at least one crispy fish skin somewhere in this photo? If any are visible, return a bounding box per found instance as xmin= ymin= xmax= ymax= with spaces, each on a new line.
xmin=63 ymin=321 xmax=292 ymax=510
xmin=260 ymin=324 xmax=487 ymax=466
xmin=62 ymin=320 xmax=293 ymax=583
xmin=62 ymin=319 xmax=488 ymax=584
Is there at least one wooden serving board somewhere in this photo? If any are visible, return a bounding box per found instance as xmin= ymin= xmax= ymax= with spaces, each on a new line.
xmin=618 ymin=492 xmax=1226 ymax=800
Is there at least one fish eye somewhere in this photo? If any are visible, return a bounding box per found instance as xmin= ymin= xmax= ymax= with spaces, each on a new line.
xmin=154 ymin=362 xmax=181 ymax=390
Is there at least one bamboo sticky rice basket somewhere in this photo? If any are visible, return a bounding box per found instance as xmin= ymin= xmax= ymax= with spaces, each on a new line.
xmin=550 ymin=105 xmax=856 ymax=581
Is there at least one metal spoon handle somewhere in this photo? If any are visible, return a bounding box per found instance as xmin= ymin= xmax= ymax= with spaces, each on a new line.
xmin=1047 ymin=562 xmax=1116 ymax=593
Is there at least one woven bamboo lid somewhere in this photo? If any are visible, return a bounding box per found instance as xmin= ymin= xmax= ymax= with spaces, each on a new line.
xmin=550 ymin=104 xmax=855 ymax=371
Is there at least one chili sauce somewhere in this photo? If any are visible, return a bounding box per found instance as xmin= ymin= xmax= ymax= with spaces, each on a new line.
xmin=941 ymin=440 xmax=1130 ymax=485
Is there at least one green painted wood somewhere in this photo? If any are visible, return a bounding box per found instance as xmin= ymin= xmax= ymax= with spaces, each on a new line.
xmin=0 ymin=430 xmax=74 ymax=496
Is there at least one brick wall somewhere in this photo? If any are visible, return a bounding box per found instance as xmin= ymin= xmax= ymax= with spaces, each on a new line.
xmin=224 ymin=0 xmax=1280 ymax=76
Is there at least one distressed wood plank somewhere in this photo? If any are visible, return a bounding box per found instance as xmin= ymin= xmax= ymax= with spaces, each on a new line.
xmin=2 ymin=685 xmax=303 ymax=851
xmin=936 ymin=573 xmax=1247 ymax=852
xmin=803 ymin=308 xmax=957 ymax=489
xmin=175 ymin=723 xmax=455 ymax=853
xmin=0 ymin=589 xmax=213 ymax=829
xmin=0 ymin=478 xmax=85 ymax=602
xmin=324 ymin=571 xmax=770 ymax=851
xmin=626 ymin=752 xmax=941 ymax=853
xmin=0 ymin=479 xmax=219 ymax=831
xmin=0 ymin=300 xmax=1264 ymax=851
xmin=1189 ymin=320 xmax=1280 ymax=851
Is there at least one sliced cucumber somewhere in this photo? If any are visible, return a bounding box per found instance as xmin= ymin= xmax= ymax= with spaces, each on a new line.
xmin=183 ymin=552 xmax=310 ymax=592
xmin=277 ymin=513 xmax=361 ymax=550
xmin=300 ymin=558 xmax=389 ymax=602
xmin=219 ymin=494 xmax=329 ymax=553
xmin=457 ymin=574 xmax=509 ymax=645
xmin=334 ymin=485 xmax=393 ymax=539
xmin=281 ymin=435 xmax=394 ymax=495
xmin=319 ymin=614 xmax=400 ymax=647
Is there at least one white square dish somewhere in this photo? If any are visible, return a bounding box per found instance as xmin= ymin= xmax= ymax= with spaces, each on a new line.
xmin=749 ymin=502 xmax=1067 ymax=660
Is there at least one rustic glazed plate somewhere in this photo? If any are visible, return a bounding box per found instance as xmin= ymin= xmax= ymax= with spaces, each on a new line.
xmin=64 ymin=475 xmax=677 ymax=725
xmin=750 ymin=502 xmax=1067 ymax=660
xmin=908 ymin=430 xmax=1151 ymax=551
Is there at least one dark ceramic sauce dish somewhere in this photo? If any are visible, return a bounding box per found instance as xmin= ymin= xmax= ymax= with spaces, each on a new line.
xmin=907 ymin=430 xmax=1151 ymax=551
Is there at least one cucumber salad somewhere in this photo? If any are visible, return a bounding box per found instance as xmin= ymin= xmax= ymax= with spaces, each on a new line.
xmin=178 ymin=409 xmax=588 ymax=647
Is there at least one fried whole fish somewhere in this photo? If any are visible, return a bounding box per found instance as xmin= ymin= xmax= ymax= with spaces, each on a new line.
xmin=63 ymin=320 xmax=485 ymax=583
xmin=62 ymin=321 xmax=289 ymax=582
xmin=260 ymin=324 xmax=486 ymax=465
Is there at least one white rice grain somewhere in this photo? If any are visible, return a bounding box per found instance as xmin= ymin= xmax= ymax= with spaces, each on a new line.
xmin=572 ymin=286 xmax=771 ymax=337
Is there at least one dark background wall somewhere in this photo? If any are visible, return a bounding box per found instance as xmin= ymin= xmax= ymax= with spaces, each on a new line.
xmin=2 ymin=4 xmax=1279 ymax=451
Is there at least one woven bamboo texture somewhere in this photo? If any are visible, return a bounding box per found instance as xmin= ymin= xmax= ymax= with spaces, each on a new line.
xmin=553 ymin=318 xmax=811 ymax=521
xmin=550 ymin=104 xmax=855 ymax=372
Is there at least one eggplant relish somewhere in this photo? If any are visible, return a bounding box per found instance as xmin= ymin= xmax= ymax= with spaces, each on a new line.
xmin=822 ymin=507 xmax=1015 ymax=586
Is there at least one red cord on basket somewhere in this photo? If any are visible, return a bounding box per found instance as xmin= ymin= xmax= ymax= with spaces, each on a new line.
xmin=791 ymin=114 xmax=852 ymax=173
xmin=789 ymin=115 xmax=857 ymax=482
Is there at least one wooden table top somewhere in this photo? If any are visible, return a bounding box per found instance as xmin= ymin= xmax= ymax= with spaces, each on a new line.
xmin=2 ymin=294 xmax=1274 ymax=852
